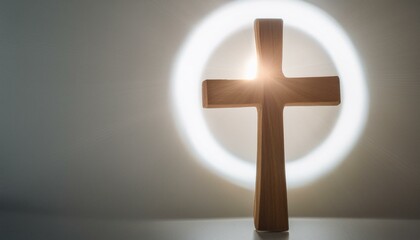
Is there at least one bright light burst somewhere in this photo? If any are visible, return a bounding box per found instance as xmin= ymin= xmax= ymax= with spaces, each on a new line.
xmin=171 ymin=0 xmax=369 ymax=189
xmin=244 ymin=56 xmax=258 ymax=80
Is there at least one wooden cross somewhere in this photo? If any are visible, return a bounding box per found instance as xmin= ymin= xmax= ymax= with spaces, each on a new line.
xmin=202 ymin=19 xmax=341 ymax=232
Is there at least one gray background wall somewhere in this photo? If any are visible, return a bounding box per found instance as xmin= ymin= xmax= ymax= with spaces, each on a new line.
xmin=1 ymin=0 xmax=419 ymax=220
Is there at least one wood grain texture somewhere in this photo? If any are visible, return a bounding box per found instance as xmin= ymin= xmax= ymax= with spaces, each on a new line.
xmin=202 ymin=19 xmax=341 ymax=232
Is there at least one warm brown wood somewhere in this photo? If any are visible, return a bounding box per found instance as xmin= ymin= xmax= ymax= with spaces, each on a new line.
xmin=202 ymin=19 xmax=341 ymax=232
xmin=203 ymin=80 xmax=261 ymax=108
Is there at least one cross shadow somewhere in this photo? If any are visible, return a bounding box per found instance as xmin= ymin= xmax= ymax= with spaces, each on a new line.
xmin=253 ymin=231 xmax=289 ymax=240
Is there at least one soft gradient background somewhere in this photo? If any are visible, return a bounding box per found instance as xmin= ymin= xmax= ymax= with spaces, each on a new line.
xmin=1 ymin=0 xmax=419 ymax=221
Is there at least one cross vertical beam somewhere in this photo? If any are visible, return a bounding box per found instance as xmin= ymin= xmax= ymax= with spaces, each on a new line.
xmin=255 ymin=19 xmax=288 ymax=231
xmin=255 ymin=94 xmax=288 ymax=231
xmin=255 ymin=19 xmax=283 ymax=78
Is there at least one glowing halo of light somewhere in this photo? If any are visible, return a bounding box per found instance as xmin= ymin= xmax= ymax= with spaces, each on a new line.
xmin=171 ymin=0 xmax=368 ymax=189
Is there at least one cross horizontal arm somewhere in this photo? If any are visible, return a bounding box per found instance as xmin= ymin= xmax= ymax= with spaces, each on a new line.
xmin=280 ymin=76 xmax=341 ymax=106
xmin=203 ymin=80 xmax=261 ymax=108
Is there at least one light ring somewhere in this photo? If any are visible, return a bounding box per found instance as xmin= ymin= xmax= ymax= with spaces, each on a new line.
xmin=171 ymin=0 xmax=368 ymax=189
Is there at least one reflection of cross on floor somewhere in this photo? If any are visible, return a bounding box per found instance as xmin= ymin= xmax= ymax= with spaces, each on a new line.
xmin=202 ymin=19 xmax=341 ymax=232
